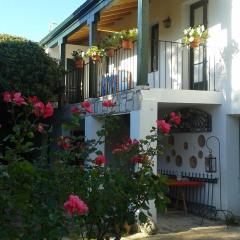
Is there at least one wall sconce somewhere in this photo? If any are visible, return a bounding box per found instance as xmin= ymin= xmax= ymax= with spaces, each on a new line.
xmin=163 ymin=17 xmax=171 ymax=28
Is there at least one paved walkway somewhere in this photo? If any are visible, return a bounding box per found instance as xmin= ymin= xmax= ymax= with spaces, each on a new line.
xmin=123 ymin=211 xmax=240 ymax=240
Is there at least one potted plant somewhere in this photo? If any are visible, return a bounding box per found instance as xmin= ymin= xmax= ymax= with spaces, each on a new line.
xmin=119 ymin=28 xmax=138 ymax=50
xmin=183 ymin=25 xmax=208 ymax=48
xmin=102 ymin=34 xmax=120 ymax=57
xmin=71 ymin=49 xmax=85 ymax=68
xmin=86 ymin=46 xmax=105 ymax=62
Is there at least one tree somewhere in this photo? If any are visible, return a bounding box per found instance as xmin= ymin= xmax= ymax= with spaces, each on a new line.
xmin=0 ymin=34 xmax=65 ymax=101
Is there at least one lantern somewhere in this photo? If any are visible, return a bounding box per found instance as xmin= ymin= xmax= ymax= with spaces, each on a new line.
xmin=205 ymin=152 xmax=217 ymax=173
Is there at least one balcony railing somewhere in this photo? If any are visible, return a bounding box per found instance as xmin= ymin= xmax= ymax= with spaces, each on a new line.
xmin=149 ymin=40 xmax=217 ymax=91
xmin=64 ymin=40 xmax=218 ymax=104
xmin=95 ymin=41 xmax=137 ymax=97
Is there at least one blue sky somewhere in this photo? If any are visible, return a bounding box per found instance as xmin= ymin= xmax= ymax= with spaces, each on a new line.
xmin=0 ymin=0 xmax=86 ymax=42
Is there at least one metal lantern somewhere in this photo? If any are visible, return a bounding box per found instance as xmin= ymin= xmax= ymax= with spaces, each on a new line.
xmin=163 ymin=17 xmax=171 ymax=28
xmin=205 ymin=152 xmax=217 ymax=173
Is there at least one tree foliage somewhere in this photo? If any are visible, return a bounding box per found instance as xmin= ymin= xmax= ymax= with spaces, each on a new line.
xmin=0 ymin=34 xmax=65 ymax=101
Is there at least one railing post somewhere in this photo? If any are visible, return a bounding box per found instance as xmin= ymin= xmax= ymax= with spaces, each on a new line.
xmin=88 ymin=13 xmax=100 ymax=98
xmin=137 ymin=0 xmax=149 ymax=86
xmin=58 ymin=38 xmax=66 ymax=106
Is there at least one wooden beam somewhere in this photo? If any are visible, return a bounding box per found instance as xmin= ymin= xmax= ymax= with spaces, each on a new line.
xmin=103 ymin=6 xmax=137 ymax=14
xmin=101 ymin=11 xmax=131 ymax=19
xmin=137 ymin=0 xmax=149 ymax=86
xmin=101 ymin=14 xmax=130 ymax=21
xmin=104 ymin=2 xmax=137 ymax=12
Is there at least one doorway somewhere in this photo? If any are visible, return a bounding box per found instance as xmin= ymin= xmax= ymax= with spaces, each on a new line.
xmin=190 ymin=0 xmax=208 ymax=90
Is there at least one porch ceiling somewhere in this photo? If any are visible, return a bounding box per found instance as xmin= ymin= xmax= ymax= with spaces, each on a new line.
xmin=67 ymin=0 xmax=137 ymax=44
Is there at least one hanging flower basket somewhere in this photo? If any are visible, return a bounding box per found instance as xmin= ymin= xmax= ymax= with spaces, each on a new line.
xmin=91 ymin=54 xmax=101 ymax=62
xmin=190 ymin=37 xmax=201 ymax=48
xmin=75 ymin=58 xmax=84 ymax=68
xmin=122 ymin=40 xmax=133 ymax=50
xmin=105 ymin=48 xmax=115 ymax=57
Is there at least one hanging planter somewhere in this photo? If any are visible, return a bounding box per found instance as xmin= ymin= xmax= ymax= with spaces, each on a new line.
xmin=189 ymin=37 xmax=201 ymax=48
xmin=75 ymin=58 xmax=84 ymax=68
xmin=86 ymin=46 xmax=105 ymax=63
xmin=183 ymin=25 xmax=208 ymax=49
xmin=105 ymin=47 xmax=115 ymax=57
xmin=119 ymin=28 xmax=138 ymax=50
xmin=121 ymin=40 xmax=133 ymax=50
xmin=71 ymin=49 xmax=85 ymax=69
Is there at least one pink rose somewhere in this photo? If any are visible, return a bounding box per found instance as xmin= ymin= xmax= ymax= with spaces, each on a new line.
xmin=102 ymin=99 xmax=116 ymax=107
xmin=34 ymin=101 xmax=45 ymax=118
xmin=3 ymin=91 xmax=12 ymax=103
xmin=170 ymin=112 xmax=181 ymax=125
xmin=95 ymin=154 xmax=106 ymax=165
xmin=71 ymin=106 xmax=81 ymax=114
xmin=13 ymin=92 xmax=27 ymax=106
xmin=44 ymin=102 xmax=54 ymax=118
xmin=131 ymin=155 xmax=148 ymax=164
xmin=156 ymin=120 xmax=171 ymax=134
xmin=81 ymin=101 xmax=93 ymax=113
xmin=64 ymin=195 xmax=88 ymax=217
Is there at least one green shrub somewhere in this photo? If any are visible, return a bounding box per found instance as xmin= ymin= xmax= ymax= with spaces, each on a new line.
xmin=0 ymin=34 xmax=65 ymax=101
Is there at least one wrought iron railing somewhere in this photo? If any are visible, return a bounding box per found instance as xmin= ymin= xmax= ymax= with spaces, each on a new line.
xmin=160 ymin=169 xmax=218 ymax=218
xmin=64 ymin=40 xmax=219 ymax=104
xmin=65 ymin=63 xmax=89 ymax=104
xmin=149 ymin=40 xmax=217 ymax=91
xmin=95 ymin=42 xmax=137 ymax=97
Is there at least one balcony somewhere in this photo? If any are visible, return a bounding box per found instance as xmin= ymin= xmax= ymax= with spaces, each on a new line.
xmin=64 ymin=40 xmax=217 ymax=104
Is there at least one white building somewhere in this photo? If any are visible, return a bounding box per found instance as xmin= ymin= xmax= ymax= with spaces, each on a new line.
xmin=40 ymin=0 xmax=240 ymax=222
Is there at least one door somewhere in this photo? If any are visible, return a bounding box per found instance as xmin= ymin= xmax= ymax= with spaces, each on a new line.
xmin=190 ymin=0 xmax=208 ymax=90
xmin=151 ymin=24 xmax=159 ymax=72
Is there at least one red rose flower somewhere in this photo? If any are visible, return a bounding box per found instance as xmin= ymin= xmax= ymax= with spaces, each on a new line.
xmin=64 ymin=195 xmax=88 ymax=217
xmin=102 ymin=99 xmax=116 ymax=107
xmin=81 ymin=101 xmax=93 ymax=113
xmin=44 ymin=102 xmax=54 ymax=118
xmin=170 ymin=112 xmax=181 ymax=125
xmin=95 ymin=154 xmax=106 ymax=165
xmin=71 ymin=106 xmax=81 ymax=114
xmin=156 ymin=120 xmax=171 ymax=134
xmin=28 ymin=96 xmax=39 ymax=104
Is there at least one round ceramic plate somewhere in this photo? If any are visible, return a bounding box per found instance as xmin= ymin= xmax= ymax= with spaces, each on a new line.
xmin=171 ymin=149 xmax=176 ymax=156
xmin=166 ymin=155 xmax=171 ymax=163
xmin=198 ymin=135 xmax=206 ymax=147
xmin=198 ymin=150 xmax=203 ymax=159
xmin=175 ymin=155 xmax=183 ymax=167
xmin=184 ymin=142 xmax=188 ymax=150
xmin=168 ymin=135 xmax=174 ymax=146
xmin=190 ymin=156 xmax=198 ymax=168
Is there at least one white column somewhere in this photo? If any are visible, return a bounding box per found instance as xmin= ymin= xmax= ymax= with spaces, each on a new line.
xmin=85 ymin=116 xmax=105 ymax=156
xmin=130 ymin=100 xmax=158 ymax=222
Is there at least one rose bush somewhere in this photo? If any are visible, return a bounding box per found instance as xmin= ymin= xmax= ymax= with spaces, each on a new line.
xmin=0 ymin=91 xmax=181 ymax=240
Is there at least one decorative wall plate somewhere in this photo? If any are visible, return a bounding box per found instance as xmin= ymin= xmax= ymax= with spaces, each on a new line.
xmin=198 ymin=150 xmax=203 ymax=159
xmin=184 ymin=142 xmax=188 ymax=150
xmin=168 ymin=135 xmax=174 ymax=146
xmin=166 ymin=155 xmax=171 ymax=163
xmin=171 ymin=149 xmax=176 ymax=156
xmin=198 ymin=135 xmax=206 ymax=147
xmin=175 ymin=155 xmax=183 ymax=167
xmin=190 ymin=156 xmax=197 ymax=168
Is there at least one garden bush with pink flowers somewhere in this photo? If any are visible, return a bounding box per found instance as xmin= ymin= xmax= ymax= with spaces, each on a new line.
xmin=0 ymin=92 xmax=181 ymax=240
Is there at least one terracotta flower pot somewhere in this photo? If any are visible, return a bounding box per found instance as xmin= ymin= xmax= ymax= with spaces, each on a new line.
xmin=91 ymin=54 xmax=101 ymax=62
xmin=105 ymin=48 xmax=115 ymax=57
xmin=122 ymin=40 xmax=133 ymax=50
xmin=190 ymin=37 xmax=201 ymax=48
xmin=75 ymin=59 xmax=84 ymax=68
